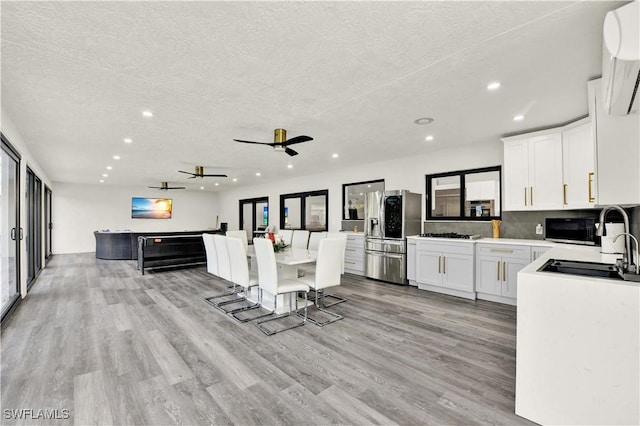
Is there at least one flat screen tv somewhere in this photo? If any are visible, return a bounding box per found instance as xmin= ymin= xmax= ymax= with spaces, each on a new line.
xmin=131 ymin=197 xmax=172 ymax=219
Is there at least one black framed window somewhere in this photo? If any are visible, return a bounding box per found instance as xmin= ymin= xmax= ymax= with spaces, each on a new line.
xmin=426 ymin=166 xmax=502 ymax=221
xmin=280 ymin=189 xmax=328 ymax=231
xmin=342 ymin=179 xmax=384 ymax=220
xmin=239 ymin=196 xmax=269 ymax=242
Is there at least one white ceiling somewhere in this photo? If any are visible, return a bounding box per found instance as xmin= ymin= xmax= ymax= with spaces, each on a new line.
xmin=0 ymin=1 xmax=625 ymax=191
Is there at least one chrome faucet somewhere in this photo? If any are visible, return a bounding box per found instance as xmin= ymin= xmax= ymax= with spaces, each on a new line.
xmin=595 ymin=205 xmax=631 ymax=271
xmin=613 ymin=233 xmax=639 ymax=274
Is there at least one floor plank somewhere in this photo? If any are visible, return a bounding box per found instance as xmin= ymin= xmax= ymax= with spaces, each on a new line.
xmin=1 ymin=253 xmax=536 ymax=425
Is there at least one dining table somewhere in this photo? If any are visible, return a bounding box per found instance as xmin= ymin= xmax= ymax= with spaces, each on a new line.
xmin=244 ymin=245 xmax=318 ymax=314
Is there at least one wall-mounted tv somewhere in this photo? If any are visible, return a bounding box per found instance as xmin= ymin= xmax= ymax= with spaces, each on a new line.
xmin=131 ymin=197 xmax=172 ymax=219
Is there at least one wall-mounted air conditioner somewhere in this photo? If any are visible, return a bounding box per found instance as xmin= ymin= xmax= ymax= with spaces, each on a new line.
xmin=602 ymin=1 xmax=640 ymax=115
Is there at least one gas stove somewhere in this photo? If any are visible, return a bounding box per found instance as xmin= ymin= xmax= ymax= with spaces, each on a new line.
xmin=420 ymin=232 xmax=481 ymax=240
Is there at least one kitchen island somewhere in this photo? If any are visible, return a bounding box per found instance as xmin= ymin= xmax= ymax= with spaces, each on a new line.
xmin=515 ymin=244 xmax=639 ymax=425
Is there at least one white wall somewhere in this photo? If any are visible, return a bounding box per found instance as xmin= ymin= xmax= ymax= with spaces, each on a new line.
xmin=53 ymin=183 xmax=220 ymax=254
xmin=215 ymin=141 xmax=503 ymax=233
xmin=1 ymin=110 xmax=53 ymax=297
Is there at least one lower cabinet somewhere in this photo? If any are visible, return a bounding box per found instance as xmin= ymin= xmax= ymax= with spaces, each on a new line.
xmin=344 ymin=233 xmax=365 ymax=275
xmin=414 ymin=240 xmax=475 ymax=300
xmin=475 ymin=243 xmax=531 ymax=305
xmin=407 ymin=238 xmax=417 ymax=285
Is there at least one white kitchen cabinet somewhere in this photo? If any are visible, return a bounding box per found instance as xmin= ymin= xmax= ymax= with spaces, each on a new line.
xmin=475 ymin=243 xmax=531 ymax=305
xmin=562 ymin=118 xmax=596 ymax=208
xmin=587 ymin=79 xmax=640 ymax=206
xmin=344 ymin=233 xmax=365 ymax=275
xmin=502 ymin=132 xmax=563 ymax=211
xmin=407 ymin=238 xmax=417 ymax=285
xmin=414 ymin=239 xmax=475 ymax=300
xmin=531 ymin=246 xmax=551 ymax=261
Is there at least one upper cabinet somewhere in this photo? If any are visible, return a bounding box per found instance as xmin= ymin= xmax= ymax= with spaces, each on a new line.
xmin=503 ymin=131 xmax=563 ymax=211
xmin=562 ymin=118 xmax=596 ymax=209
xmin=503 ymin=117 xmax=598 ymax=211
xmin=587 ymin=79 xmax=640 ymax=206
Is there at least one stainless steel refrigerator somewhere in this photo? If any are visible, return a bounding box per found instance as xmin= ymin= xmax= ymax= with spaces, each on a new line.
xmin=364 ymin=190 xmax=422 ymax=285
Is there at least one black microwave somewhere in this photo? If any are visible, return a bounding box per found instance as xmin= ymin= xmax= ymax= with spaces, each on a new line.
xmin=545 ymin=218 xmax=597 ymax=245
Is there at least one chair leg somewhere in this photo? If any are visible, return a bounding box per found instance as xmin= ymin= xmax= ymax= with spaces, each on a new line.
xmin=255 ymin=291 xmax=307 ymax=336
xmin=204 ymin=282 xmax=239 ymax=308
xmin=318 ymin=290 xmax=347 ymax=307
xmin=299 ymin=289 xmax=343 ymax=327
xmin=230 ymin=287 xmax=272 ymax=323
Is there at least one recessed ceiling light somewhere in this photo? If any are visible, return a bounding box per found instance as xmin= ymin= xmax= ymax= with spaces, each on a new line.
xmin=367 ymin=184 xmax=371 ymax=188
xmin=215 ymin=183 xmax=219 ymax=186
xmin=232 ymin=178 xmax=237 ymax=182
xmin=287 ymin=164 xmax=293 ymax=169
xmin=142 ymin=111 xmax=153 ymax=118
xmin=425 ymin=135 xmax=434 ymax=141
xmin=102 ymin=173 xmax=108 ymax=177
xmin=256 ymin=172 xmax=261 ymax=176
xmin=513 ymin=115 xmax=524 ymax=121
xmin=332 ymin=153 xmax=339 ymax=158
xmin=487 ymin=82 xmax=501 ymax=90
xmin=123 ymin=138 xmax=132 ymax=143
xmin=99 ymin=179 xmax=104 ymax=183
xmin=414 ymin=117 xmax=434 ymax=125
xmin=200 ymin=186 xmax=204 ymax=190
xmin=113 ymin=155 xmax=120 ymax=160
xmin=106 ymin=166 xmax=112 ymax=170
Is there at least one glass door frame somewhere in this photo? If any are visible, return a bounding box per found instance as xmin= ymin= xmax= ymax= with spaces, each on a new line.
xmin=26 ymin=167 xmax=42 ymax=289
xmin=279 ymin=189 xmax=329 ymax=231
xmin=45 ymin=186 xmax=52 ymax=260
xmin=1 ymin=134 xmax=22 ymax=322
xmin=239 ymin=196 xmax=269 ymax=241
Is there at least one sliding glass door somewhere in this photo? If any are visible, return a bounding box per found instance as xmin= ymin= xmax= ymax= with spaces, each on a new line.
xmin=45 ymin=186 xmax=52 ymax=259
xmin=26 ymin=168 xmax=42 ymax=288
xmin=239 ymin=197 xmax=269 ymax=242
xmin=1 ymin=136 xmax=21 ymax=320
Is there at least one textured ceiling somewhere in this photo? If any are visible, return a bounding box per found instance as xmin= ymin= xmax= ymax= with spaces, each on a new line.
xmin=0 ymin=1 xmax=626 ymax=191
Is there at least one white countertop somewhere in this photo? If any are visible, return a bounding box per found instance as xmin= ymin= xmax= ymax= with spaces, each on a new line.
xmin=407 ymin=236 xmax=556 ymax=246
xmin=519 ymin=243 xmax=635 ymax=287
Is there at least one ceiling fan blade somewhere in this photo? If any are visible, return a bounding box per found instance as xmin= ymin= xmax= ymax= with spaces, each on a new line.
xmin=233 ymin=139 xmax=275 ymax=146
xmin=284 ymin=135 xmax=313 ymax=146
xmin=285 ymin=147 xmax=299 ymax=156
xmin=178 ymin=170 xmax=195 ymax=176
xmin=201 ymin=174 xmax=228 ymax=177
xmin=168 ymin=187 xmax=185 ymax=189
xmin=147 ymin=186 xmax=163 ymax=189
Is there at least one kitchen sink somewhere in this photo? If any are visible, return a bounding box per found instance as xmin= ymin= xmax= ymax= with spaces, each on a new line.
xmin=538 ymin=259 xmax=622 ymax=280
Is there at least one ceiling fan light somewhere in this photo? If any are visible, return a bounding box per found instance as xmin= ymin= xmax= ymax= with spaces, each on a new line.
xmin=273 ymin=145 xmax=285 ymax=152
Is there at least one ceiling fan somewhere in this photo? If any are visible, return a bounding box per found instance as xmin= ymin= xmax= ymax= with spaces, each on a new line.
xmin=233 ymin=128 xmax=313 ymax=156
xmin=148 ymin=181 xmax=185 ymax=190
xmin=178 ymin=166 xmax=227 ymax=178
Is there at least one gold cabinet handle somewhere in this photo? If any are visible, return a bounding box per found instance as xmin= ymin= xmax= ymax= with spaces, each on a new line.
xmin=530 ymin=187 xmax=534 ymax=206
xmin=503 ymin=261 xmax=506 ymax=282
xmin=438 ymin=256 xmax=441 ymax=274
xmin=524 ymin=187 xmax=527 ymax=206
xmin=443 ymin=256 xmax=446 ymax=274
xmin=497 ymin=261 xmax=501 ymax=281
xmin=588 ymin=172 xmax=595 ymax=202
xmin=563 ymin=184 xmax=568 ymax=205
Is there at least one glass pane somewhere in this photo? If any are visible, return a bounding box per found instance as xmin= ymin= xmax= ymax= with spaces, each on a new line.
xmin=1 ymin=147 xmax=19 ymax=314
xmin=255 ymin=202 xmax=268 ymax=229
xmin=305 ymin=195 xmax=326 ymax=231
xmin=283 ymin=198 xmax=301 ymax=229
xmin=464 ymin=171 xmax=500 ymax=217
xmin=344 ymin=181 xmax=384 ymax=219
xmin=431 ymin=175 xmax=461 ymax=217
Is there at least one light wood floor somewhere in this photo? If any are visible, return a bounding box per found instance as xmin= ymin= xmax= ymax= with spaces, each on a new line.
xmin=1 ymin=253 xmax=535 ymax=425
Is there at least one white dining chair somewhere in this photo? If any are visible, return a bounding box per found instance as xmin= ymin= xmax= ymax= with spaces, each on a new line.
xmin=226 ymin=230 xmax=248 ymax=252
xmin=297 ymin=237 xmax=345 ymax=326
xmin=216 ymin=237 xmax=262 ymax=319
xmin=202 ymin=233 xmax=218 ymax=276
xmin=314 ymin=234 xmax=348 ymax=307
xmin=291 ymin=230 xmax=310 ymax=248
xmin=204 ymin=235 xmax=236 ymax=308
xmin=279 ymin=229 xmax=294 ymax=246
xmin=307 ymin=231 xmax=327 ymax=251
xmin=253 ymin=237 xmax=310 ymax=335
